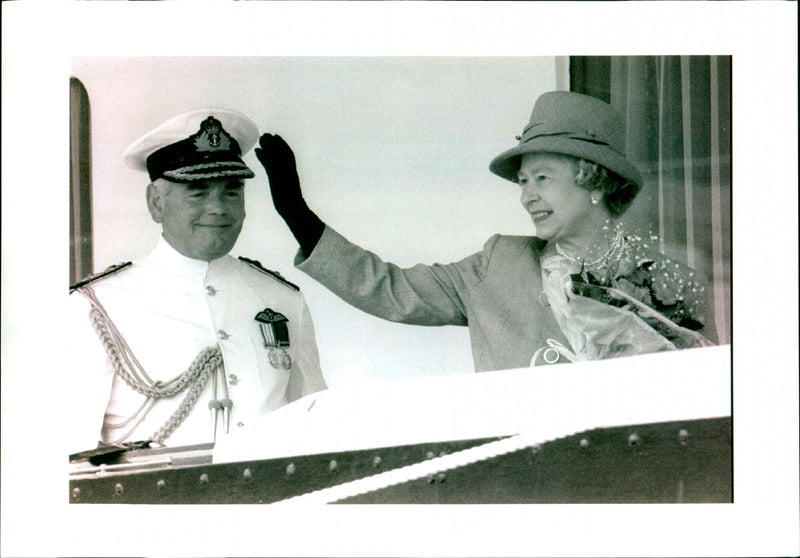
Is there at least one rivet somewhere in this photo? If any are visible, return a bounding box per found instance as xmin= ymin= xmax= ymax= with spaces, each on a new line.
xmin=228 ymin=374 xmax=238 ymax=385
xmin=243 ymin=468 xmax=253 ymax=481
xmin=328 ymin=460 xmax=338 ymax=472
xmin=372 ymin=456 xmax=382 ymax=468
xmin=579 ymin=438 xmax=590 ymax=448
xmin=199 ymin=473 xmax=210 ymax=485
xmin=426 ymin=451 xmax=436 ymax=460
xmin=678 ymin=429 xmax=689 ymax=445
xmin=437 ymin=473 xmax=447 ymax=483
xmin=628 ymin=433 xmax=641 ymax=446
xmin=71 ymin=487 xmax=81 ymax=500
xmin=156 ymin=479 xmax=166 ymax=491
xmin=286 ymin=462 xmax=296 ymax=475
xmin=206 ymin=285 xmax=217 ymax=296
xmin=114 ymin=483 xmax=124 ymax=496
xmin=217 ymin=330 xmax=230 ymax=340
xmin=515 ymin=135 xmax=522 ymax=141
xmin=237 ymin=421 xmax=244 ymax=428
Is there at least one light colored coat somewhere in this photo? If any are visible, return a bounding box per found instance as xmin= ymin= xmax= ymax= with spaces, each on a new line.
xmin=297 ymin=226 xmax=571 ymax=372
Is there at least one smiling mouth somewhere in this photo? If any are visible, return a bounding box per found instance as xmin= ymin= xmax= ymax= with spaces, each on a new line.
xmin=531 ymin=210 xmax=552 ymax=221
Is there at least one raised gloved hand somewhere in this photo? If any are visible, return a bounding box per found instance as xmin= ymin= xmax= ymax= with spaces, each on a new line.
xmin=255 ymin=133 xmax=324 ymax=256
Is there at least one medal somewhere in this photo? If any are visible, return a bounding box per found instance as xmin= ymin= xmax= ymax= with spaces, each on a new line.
xmin=255 ymin=308 xmax=292 ymax=370
xmin=268 ymin=348 xmax=292 ymax=370
xmin=268 ymin=349 xmax=282 ymax=368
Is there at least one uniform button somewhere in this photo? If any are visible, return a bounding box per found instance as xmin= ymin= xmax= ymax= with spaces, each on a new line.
xmin=237 ymin=422 xmax=245 ymax=428
xmin=228 ymin=374 xmax=238 ymax=385
xmin=218 ymin=330 xmax=230 ymax=340
xmin=206 ymin=285 xmax=217 ymax=296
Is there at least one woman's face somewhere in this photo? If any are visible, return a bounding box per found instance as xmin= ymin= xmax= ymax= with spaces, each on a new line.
xmin=517 ymin=152 xmax=605 ymax=250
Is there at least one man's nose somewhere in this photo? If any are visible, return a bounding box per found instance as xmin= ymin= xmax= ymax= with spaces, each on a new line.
xmin=205 ymin=191 xmax=228 ymax=213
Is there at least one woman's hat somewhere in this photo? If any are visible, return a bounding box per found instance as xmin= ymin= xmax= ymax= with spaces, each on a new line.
xmin=489 ymin=91 xmax=642 ymax=187
xmin=123 ymin=108 xmax=258 ymax=183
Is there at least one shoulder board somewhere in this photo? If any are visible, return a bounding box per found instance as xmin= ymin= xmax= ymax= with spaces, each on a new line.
xmin=238 ymin=257 xmax=300 ymax=291
xmin=70 ymin=262 xmax=132 ymax=293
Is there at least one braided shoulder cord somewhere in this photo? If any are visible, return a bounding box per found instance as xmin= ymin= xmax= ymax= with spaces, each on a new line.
xmin=84 ymin=287 xmax=202 ymax=398
xmin=149 ymin=348 xmax=222 ymax=444
xmin=79 ymin=286 xmax=223 ymax=444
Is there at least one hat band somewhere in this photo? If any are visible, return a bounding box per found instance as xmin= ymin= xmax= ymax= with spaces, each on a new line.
xmin=521 ymin=130 xmax=613 ymax=149
xmin=146 ymin=135 xmax=244 ymax=181
xmin=163 ymin=161 xmax=255 ymax=182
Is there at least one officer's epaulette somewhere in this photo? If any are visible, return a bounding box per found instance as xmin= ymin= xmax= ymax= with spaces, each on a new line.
xmin=238 ymin=256 xmax=300 ymax=291
xmin=69 ymin=262 xmax=132 ymax=293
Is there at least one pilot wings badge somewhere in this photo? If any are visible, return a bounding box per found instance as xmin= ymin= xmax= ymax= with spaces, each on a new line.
xmin=255 ymin=308 xmax=292 ymax=370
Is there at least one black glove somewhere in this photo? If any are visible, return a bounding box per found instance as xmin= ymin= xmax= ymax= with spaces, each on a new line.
xmin=255 ymin=133 xmax=324 ymax=256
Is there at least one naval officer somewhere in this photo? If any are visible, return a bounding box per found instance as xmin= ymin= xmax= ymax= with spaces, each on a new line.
xmin=68 ymin=108 xmax=326 ymax=453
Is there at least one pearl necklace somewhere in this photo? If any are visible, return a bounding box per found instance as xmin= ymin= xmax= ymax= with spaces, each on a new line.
xmin=555 ymin=230 xmax=625 ymax=270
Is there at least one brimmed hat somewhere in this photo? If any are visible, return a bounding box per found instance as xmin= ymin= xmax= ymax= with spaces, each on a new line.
xmin=489 ymin=91 xmax=642 ymax=187
xmin=123 ymin=108 xmax=258 ymax=183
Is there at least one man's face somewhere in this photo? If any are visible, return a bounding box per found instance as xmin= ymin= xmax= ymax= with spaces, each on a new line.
xmin=517 ymin=152 xmax=600 ymax=249
xmin=147 ymin=178 xmax=246 ymax=261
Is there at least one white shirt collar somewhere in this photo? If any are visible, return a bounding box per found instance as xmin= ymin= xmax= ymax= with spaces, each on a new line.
xmin=144 ymin=236 xmax=214 ymax=282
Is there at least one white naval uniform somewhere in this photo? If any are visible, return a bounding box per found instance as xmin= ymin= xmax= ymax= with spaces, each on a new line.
xmin=67 ymin=238 xmax=326 ymax=452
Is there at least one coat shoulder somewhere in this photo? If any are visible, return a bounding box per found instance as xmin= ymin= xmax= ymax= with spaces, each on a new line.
xmin=238 ymin=256 xmax=300 ymax=292
xmin=492 ymin=235 xmax=545 ymax=258
xmin=70 ymin=262 xmax=133 ymax=293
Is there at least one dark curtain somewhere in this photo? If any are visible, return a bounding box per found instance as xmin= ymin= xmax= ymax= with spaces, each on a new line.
xmin=571 ymin=56 xmax=732 ymax=344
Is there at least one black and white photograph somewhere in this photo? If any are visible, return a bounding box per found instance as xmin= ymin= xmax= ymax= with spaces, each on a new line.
xmin=2 ymin=2 xmax=798 ymax=557
xmin=64 ymin=53 xmax=732 ymax=500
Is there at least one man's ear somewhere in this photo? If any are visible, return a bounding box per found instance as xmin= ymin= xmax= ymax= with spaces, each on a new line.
xmin=146 ymin=183 xmax=164 ymax=224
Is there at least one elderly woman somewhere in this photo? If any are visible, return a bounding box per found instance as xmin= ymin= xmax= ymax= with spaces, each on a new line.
xmin=256 ymin=91 xmax=714 ymax=372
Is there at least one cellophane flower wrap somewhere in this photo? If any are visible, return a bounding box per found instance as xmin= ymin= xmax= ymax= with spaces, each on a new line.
xmin=539 ymin=228 xmax=713 ymax=363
